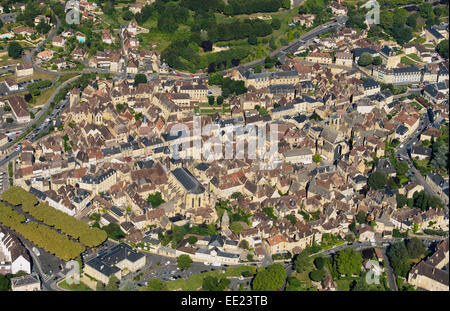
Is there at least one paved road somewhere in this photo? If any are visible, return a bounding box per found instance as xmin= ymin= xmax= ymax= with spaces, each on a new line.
xmin=394 ymin=107 xmax=449 ymax=217
xmin=380 ymin=247 xmax=398 ymax=291
xmin=220 ymin=16 xmax=347 ymax=75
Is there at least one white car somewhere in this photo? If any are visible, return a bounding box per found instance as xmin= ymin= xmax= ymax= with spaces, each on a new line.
xmin=400 ymin=144 xmax=404 ymax=148
xmin=204 ymin=262 xmax=210 ymax=266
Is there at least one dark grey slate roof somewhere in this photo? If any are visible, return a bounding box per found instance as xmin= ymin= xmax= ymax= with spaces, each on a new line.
xmin=171 ymin=167 xmax=205 ymax=194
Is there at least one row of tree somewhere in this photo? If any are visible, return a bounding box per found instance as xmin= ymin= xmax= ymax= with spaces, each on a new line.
xmin=0 ymin=203 xmax=85 ymax=261
xmin=388 ymin=238 xmax=425 ymax=277
xmin=207 ymin=73 xmax=247 ymax=98
xmin=2 ymin=187 xmax=107 ymax=248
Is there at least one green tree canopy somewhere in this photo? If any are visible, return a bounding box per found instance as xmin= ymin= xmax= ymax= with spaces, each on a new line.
xmin=396 ymin=194 xmax=407 ymax=208
xmin=187 ymin=236 xmax=198 ymax=245
xmin=252 ymin=263 xmax=287 ymax=291
xmin=314 ymin=257 xmax=325 ymax=270
xmin=406 ymin=237 xmax=425 ymax=259
xmin=294 ymin=249 xmax=312 ymax=273
xmin=356 ymin=211 xmax=367 ymax=224
xmin=367 ymin=171 xmax=387 ymax=190
xmin=147 ymin=192 xmax=165 ymax=208
xmin=8 ymin=42 xmax=23 ymax=59
xmin=202 ymin=276 xmax=230 ymax=291
xmin=309 ymin=269 xmax=325 ymax=282
xmin=388 ymin=241 xmax=411 ymax=277
xmin=134 ymin=73 xmax=148 ymax=86
xmin=333 ymin=247 xmax=363 ymax=276
xmin=105 ymin=275 xmax=119 ymax=291
xmin=177 ymin=254 xmax=193 ymax=270
xmin=437 ymin=40 xmax=449 ymax=59
xmin=358 ymin=52 xmax=373 ymax=66
xmin=313 ymin=154 xmax=322 ymax=163
xmin=145 ymin=278 xmax=167 ymax=291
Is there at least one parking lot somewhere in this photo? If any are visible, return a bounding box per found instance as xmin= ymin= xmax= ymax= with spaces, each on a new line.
xmin=118 ymin=251 xmax=244 ymax=289
xmin=0 ymin=78 xmax=43 ymax=96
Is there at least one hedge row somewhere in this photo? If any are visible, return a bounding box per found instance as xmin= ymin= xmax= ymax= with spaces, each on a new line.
xmin=1 ymin=187 xmax=107 ymax=247
xmin=0 ymin=203 xmax=85 ymax=261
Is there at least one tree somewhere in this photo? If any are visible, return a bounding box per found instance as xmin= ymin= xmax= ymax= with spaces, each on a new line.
xmin=314 ymin=257 xmax=324 ymax=270
xmin=345 ymin=233 xmax=355 ymax=242
xmin=147 ymin=192 xmax=165 ymax=208
xmin=372 ymin=56 xmax=382 ymax=66
xmin=309 ymin=269 xmax=325 ymax=282
xmin=388 ymin=241 xmax=411 ymax=277
xmin=101 ymin=223 xmax=126 ymax=240
xmin=177 ymin=254 xmax=193 ymax=270
xmin=367 ymin=171 xmax=387 ymax=190
xmin=437 ymin=40 xmax=449 ymax=59
xmin=36 ymin=21 xmax=51 ymax=34
xmin=396 ymin=194 xmax=407 ymax=209
xmin=395 ymin=161 xmax=409 ymax=176
xmin=8 ymin=42 xmax=23 ymax=59
xmin=253 ymin=64 xmax=262 ymax=73
xmin=202 ymin=276 xmax=230 ymax=291
xmin=187 ymin=236 xmax=198 ymax=245
xmin=406 ymin=238 xmax=425 ymax=259
xmin=271 ymin=18 xmax=281 ymax=30
xmin=230 ymin=222 xmax=244 ymax=235
xmin=105 ymin=275 xmax=119 ymax=291
xmin=406 ymin=13 xmax=418 ymax=29
xmin=313 ymin=154 xmax=321 ymax=163
xmin=356 ymin=211 xmax=367 ymax=224
xmin=145 ymin=278 xmax=167 ymax=291
xmin=351 ymin=279 xmax=369 ymax=291
xmin=134 ymin=74 xmax=147 ymax=86
xmin=248 ymin=34 xmax=257 ymax=45
xmin=333 ymin=248 xmax=363 ymax=276
xmin=0 ymin=275 xmax=10 ymax=291
xmin=208 ymin=96 xmax=215 ymax=105
xmin=349 ymin=221 xmax=357 ymax=235
xmin=252 ymin=263 xmax=286 ymax=291
xmin=358 ymin=52 xmax=373 ymax=66
xmin=216 ymin=96 xmax=224 ymax=105
xmin=392 ymin=26 xmax=412 ymax=45
xmin=122 ymin=10 xmax=134 ymax=21
xmin=294 ymin=250 xmax=311 ymax=273
xmin=239 ymin=239 xmax=249 ymax=250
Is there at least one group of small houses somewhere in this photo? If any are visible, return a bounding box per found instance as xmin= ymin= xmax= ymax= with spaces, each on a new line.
xmin=8 ymin=22 xmax=449 ymax=265
xmin=36 ymin=20 xmax=162 ymax=74
xmin=0 ymin=225 xmax=41 ymax=291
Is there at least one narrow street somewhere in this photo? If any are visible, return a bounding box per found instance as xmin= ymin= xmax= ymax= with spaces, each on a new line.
xmin=380 ymin=248 xmax=398 ymax=291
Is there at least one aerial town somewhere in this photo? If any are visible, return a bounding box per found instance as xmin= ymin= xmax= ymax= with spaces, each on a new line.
xmin=0 ymin=0 xmax=448 ymax=293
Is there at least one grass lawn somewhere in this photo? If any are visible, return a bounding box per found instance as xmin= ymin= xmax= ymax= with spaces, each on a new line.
xmin=55 ymin=73 xmax=78 ymax=85
xmin=400 ymin=56 xmax=419 ymax=66
xmin=406 ymin=53 xmax=422 ymax=62
xmin=137 ymin=31 xmax=173 ymax=52
xmin=165 ymin=265 xmax=258 ymax=291
xmin=34 ymin=84 xmax=57 ymax=107
xmin=58 ymin=280 xmax=93 ymax=291
xmin=0 ymin=54 xmax=25 ymax=67
xmin=166 ymin=269 xmax=222 ymax=291
xmin=289 ymin=270 xmax=316 ymax=290
xmin=408 ymin=101 xmax=423 ymax=111
xmin=224 ymin=265 xmax=257 ymax=277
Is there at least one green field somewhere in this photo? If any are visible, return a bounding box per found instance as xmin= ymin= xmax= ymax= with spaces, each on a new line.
xmin=58 ymin=280 xmax=93 ymax=291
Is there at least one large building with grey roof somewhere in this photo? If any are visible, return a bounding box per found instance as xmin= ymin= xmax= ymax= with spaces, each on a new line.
xmin=84 ymin=243 xmax=146 ymax=284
